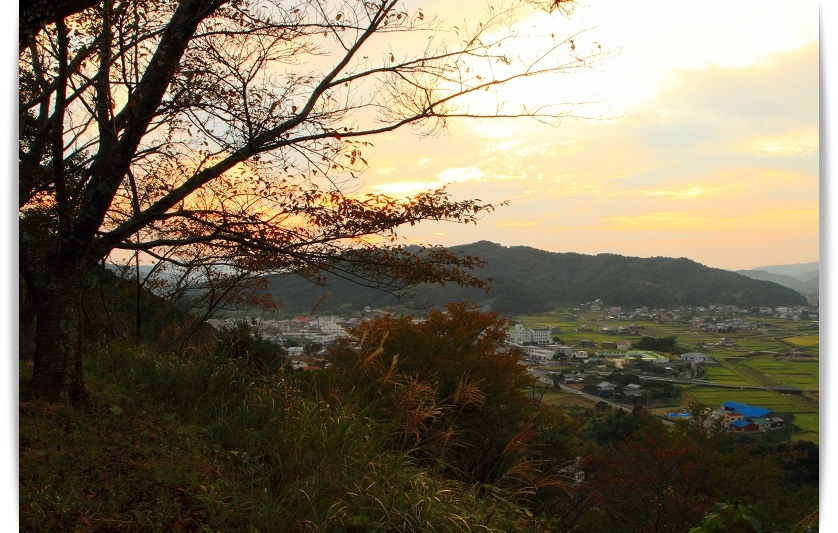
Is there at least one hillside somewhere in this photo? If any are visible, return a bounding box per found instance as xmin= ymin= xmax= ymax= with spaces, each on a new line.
xmin=735 ymin=270 xmax=818 ymax=295
xmin=748 ymin=261 xmax=819 ymax=278
xmin=736 ymin=262 xmax=818 ymax=295
xmin=263 ymin=242 xmax=809 ymax=315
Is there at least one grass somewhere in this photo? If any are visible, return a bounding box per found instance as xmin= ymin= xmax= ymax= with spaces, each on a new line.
xmin=531 ymin=387 xmax=592 ymax=409
xmin=20 ymin=362 xmax=226 ymax=531
xmin=703 ymin=365 xmax=750 ymax=386
xmin=744 ymin=357 xmax=819 ymax=390
xmin=19 ymin=343 xmax=542 ymax=531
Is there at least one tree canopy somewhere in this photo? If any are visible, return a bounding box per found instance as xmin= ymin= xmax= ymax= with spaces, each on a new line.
xmin=19 ymin=0 xmax=605 ymax=402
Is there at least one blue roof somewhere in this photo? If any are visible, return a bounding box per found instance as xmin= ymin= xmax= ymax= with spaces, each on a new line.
xmin=730 ymin=420 xmax=756 ymax=428
xmin=722 ymin=401 xmax=771 ymax=418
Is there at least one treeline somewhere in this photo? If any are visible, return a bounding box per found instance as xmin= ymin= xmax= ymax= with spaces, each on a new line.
xmin=264 ymin=241 xmax=809 ymax=315
xmin=633 ymin=334 xmax=678 ymax=352
xmin=21 ymin=301 xmax=818 ymax=531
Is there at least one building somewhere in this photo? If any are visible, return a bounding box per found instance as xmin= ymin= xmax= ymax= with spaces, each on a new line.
xmin=679 ymin=352 xmax=717 ymax=364
xmin=730 ymin=420 xmax=760 ymax=432
xmin=507 ymin=324 xmax=551 ymax=345
xmin=719 ymin=401 xmax=782 ymax=431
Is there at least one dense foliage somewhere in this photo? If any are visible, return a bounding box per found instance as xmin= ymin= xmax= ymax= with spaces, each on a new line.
xmin=22 ymin=0 xmax=599 ymax=403
xmin=265 ymin=241 xmax=808 ymax=315
xmin=633 ymin=335 xmax=678 ymax=353
xmin=20 ymin=302 xmax=818 ymax=531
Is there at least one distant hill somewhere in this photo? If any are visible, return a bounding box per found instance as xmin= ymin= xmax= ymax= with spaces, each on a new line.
xmin=264 ymin=242 xmax=809 ymax=315
xmin=748 ymin=261 xmax=818 ymax=278
xmin=735 ymin=270 xmax=818 ymax=295
xmin=736 ymin=261 xmax=818 ymax=295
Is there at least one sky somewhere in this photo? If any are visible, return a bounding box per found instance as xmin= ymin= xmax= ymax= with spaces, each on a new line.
xmin=355 ymin=0 xmax=820 ymax=271
xmin=1 ymin=2 xmax=833 ymax=525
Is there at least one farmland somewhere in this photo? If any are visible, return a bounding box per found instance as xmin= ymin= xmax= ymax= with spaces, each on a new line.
xmin=781 ymin=334 xmax=820 ymax=348
xmin=512 ymin=306 xmax=819 ymax=442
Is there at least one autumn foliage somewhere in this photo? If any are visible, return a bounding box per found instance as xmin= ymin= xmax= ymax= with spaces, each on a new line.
xmin=325 ymin=303 xmax=572 ymax=499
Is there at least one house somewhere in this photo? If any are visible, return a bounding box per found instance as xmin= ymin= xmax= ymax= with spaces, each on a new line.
xmin=730 ymin=420 xmax=760 ymax=432
xmin=530 ymin=349 xmax=554 ymax=361
xmin=597 ymin=381 xmax=617 ymax=396
xmin=563 ymin=372 xmax=589 ymax=384
xmin=719 ymin=402 xmax=783 ymax=430
xmin=680 ymin=352 xmax=716 ymax=364
xmin=622 ymin=383 xmax=645 ymax=398
xmin=751 ymin=417 xmax=769 ymax=429
xmin=768 ymin=417 xmax=786 ymax=429
xmin=720 ymin=401 xmax=772 ymax=419
xmin=724 ymin=411 xmax=744 ymax=425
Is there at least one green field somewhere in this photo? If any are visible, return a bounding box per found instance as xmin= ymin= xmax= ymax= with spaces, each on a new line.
xmin=703 ymin=365 xmax=750 ymax=386
xmin=534 ymin=387 xmax=584 ymax=406
xmin=513 ymin=309 xmax=819 ymax=442
xmin=687 ymin=387 xmax=807 ymax=412
xmin=744 ymin=357 xmax=819 ymax=390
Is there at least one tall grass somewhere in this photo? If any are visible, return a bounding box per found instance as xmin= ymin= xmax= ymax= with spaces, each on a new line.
xmin=22 ymin=341 xmax=540 ymax=531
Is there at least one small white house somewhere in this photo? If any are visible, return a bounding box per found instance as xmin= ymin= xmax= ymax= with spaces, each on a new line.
xmin=680 ymin=352 xmax=715 ymax=364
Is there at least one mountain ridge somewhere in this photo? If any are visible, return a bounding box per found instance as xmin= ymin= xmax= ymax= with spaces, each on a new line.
xmin=264 ymin=241 xmax=810 ymax=315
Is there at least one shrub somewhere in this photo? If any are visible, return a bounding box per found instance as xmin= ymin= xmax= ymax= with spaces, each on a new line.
xmin=213 ymin=320 xmax=285 ymax=372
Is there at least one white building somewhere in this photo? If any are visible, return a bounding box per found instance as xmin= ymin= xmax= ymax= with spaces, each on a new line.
xmin=507 ymin=324 xmax=551 ymax=345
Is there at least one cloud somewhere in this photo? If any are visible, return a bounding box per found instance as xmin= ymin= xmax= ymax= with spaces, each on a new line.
xmin=734 ymin=129 xmax=819 ymax=157
xmin=641 ymin=186 xmax=729 ymax=199
xmin=502 ymin=220 xmax=537 ymax=227
xmin=602 ymin=211 xmax=713 ymax=232
xmin=350 ymin=0 xmax=818 ymax=270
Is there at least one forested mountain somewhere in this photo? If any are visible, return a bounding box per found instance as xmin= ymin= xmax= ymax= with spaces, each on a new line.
xmin=747 ymin=261 xmax=819 ymax=278
xmin=735 ymin=270 xmax=818 ymax=295
xmin=736 ymin=263 xmax=818 ymax=296
xmin=264 ymin=241 xmax=809 ymax=315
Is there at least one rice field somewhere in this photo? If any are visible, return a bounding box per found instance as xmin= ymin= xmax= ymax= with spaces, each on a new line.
xmin=687 ymin=386 xmax=814 ymax=414
xmin=781 ymin=335 xmax=819 ymax=348
xmin=512 ymin=311 xmax=820 ymax=442
xmin=794 ymin=412 xmax=820 ymax=433
xmin=534 ymin=387 xmax=592 ymax=409
xmin=702 ymin=365 xmax=750 ymax=386
xmin=744 ymin=357 xmax=819 ymax=390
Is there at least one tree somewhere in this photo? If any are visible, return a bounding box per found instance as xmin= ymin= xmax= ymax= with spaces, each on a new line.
xmin=107 ymin=244 xmax=280 ymax=348
xmin=326 ymin=302 xmax=578 ymax=499
xmin=634 ymin=335 xmax=678 ymax=353
xmin=20 ymin=0 xmax=606 ymax=403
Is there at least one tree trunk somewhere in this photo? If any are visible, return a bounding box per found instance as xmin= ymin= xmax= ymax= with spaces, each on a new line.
xmin=30 ymin=270 xmax=89 ymax=406
xmin=19 ymin=274 xmax=37 ymax=361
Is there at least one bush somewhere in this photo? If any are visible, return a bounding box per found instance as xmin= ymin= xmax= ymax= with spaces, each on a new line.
xmin=213 ymin=320 xmax=285 ymax=372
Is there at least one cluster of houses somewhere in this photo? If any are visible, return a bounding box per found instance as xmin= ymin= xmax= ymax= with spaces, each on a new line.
xmin=581 ymin=301 xmax=817 ymax=326
xmin=716 ymin=401 xmax=786 ymax=432
xmin=208 ymin=314 xmax=355 ymax=348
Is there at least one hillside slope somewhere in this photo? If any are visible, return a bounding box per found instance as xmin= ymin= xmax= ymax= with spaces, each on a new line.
xmin=735 ymin=269 xmax=818 ymax=295
xmin=265 ymin=241 xmax=809 ymax=315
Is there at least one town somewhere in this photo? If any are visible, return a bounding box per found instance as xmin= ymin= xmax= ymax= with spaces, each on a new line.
xmin=209 ymin=299 xmax=818 ymax=436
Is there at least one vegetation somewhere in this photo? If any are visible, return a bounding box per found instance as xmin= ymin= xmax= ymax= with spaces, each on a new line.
xmin=20 ymin=0 xmax=606 ymax=404
xmin=18 ymin=0 xmax=819 ymax=529
xmin=513 ymin=306 xmax=819 ymax=444
xmin=20 ymin=299 xmax=819 ymax=531
xmin=263 ymin=241 xmax=809 ymax=315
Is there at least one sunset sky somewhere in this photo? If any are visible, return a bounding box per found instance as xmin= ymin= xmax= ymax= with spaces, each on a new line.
xmin=361 ymin=0 xmax=820 ymax=271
